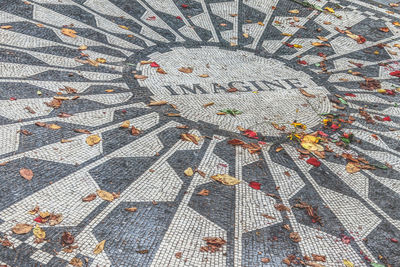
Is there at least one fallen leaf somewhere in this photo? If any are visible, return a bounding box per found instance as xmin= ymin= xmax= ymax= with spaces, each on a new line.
xmin=70 ymin=258 xmax=83 ymax=267
xmin=47 ymin=124 xmax=61 ymax=130
xmin=184 ymin=167 xmax=194 ymax=176
xmin=261 ymin=258 xmax=270 ymax=263
xmin=78 ymin=45 xmax=87 ymax=50
xmin=306 ymin=157 xmax=321 ymax=167
xmin=261 ymin=214 xmax=276 ymax=220
xmin=346 ymin=162 xmax=361 ymax=173
xmin=178 ymin=67 xmax=193 ymax=73
xmin=288 ymin=9 xmax=300 ymax=14
xmin=379 ymin=27 xmax=389 ymax=32
xmin=19 ymin=168 xmax=33 ymax=181
xmin=343 ymin=259 xmax=354 ymax=267
xmin=96 ymin=58 xmax=106 ymax=63
xmin=203 ymin=102 xmax=214 ymax=108
xmin=93 ymin=240 xmax=106 ymax=255
xmin=134 ymin=74 xmax=148 ymax=80
xmin=131 ymin=126 xmax=141 ymax=136
xmin=0 ymin=25 xmax=12 ymax=29
xmin=96 ymin=190 xmax=114 ymax=202
xmin=300 ymin=89 xmax=316 ymax=98
xmin=290 ymin=232 xmax=301 ymax=242
xmin=199 ymin=74 xmax=209 ymax=78
xmin=49 ymin=214 xmax=63 ymax=226
xmin=74 ymin=129 xmax=91 ymax=134
xmin=120 ymin=120 xmax=130 ymax=128
xmin=86 ymin=135 xmax=101 ymax=146
xmin=324 ymin=7 xmax=335 ymax=13
xmin=136 ymin=249 xmax=149 ymax=254
xmin=317 ymin=36 xmax=329 ymax=42
xmin=197 ymin=189 xmax=209 ymax=196
xmin=125 ymin=207 xmax=138 ymax=212
xmin=312 ymin=254 xmax=326 ymax=262
xmin=118 ymin=25 xmax=129 ymax=30
xmin=249 ymin=181 xmax=261 ymax=190
xmin=165 ymin=113 xmax=180 ymax=117
xmin=156 ymin=67 xmax=167 ymax=74
xmin=61 ymin=232 xmax=75 ymax=246
xmin=181 ymin=133 xmax=200 ymax=145
xmin=210 ymin=174 xmax=240 ymax=186
xmin=148 ymin=100 xmax=168 ymax=106
xmin=12 ymin=224 xmax=33 ymax=234
xmin=200 ymin=237 xmax=226 ymax=253
xmin=82 ymin=193 xmax=96 ymax=202
xmin=33 ymin=224 xmax=46 ymax=239
xmin=61 ymin=28 xmax=77 ymax=38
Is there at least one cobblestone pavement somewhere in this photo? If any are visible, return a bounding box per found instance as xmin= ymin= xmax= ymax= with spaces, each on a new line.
xmin=0 ymin=0 xmax=400 ymax=266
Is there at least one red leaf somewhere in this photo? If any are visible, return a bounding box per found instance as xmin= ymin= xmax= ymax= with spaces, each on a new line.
xmin=345 ymin=93 xmax=356 ymax=97
xmin=306 ymin=157 xmax=321 ymax=167
xmin=146 ymin=16 xmax=156 ymax=21
xmin=297 ymin=60 xmax=307 ymax=65
xmin=34 ymin=216 xmax=43 ymax=223
xmin=390 ymin=238 xmax=398 ymax=243
xmin=176 ymin=16 xmax=182 ymax=20
xmin=249 ymin=181 xmax=261 ymax=190
xmin=243 ymin=129 xmax=258 ymax=139
xmin=150 ymin=62 xmax=160 ymax=68
xmin=181 ymin=4 xmax=188 ymax=8
xmin=383 ymin=116 xmax=392 ymax=121
xmin=331 ymin=124 xmax=339 ymax=131
xmin=10 ymin=97 xmax=17 ymax=101
xmin=390 ymin=70 xmax=400 ymax=77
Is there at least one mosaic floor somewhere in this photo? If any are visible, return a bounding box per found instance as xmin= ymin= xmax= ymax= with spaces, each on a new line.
xmin=0 ymin=0 xmax=400 ymax=266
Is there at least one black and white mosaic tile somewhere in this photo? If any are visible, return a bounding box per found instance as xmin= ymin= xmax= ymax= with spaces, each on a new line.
xmin=0 ymin=0 xmax=399 ymax=266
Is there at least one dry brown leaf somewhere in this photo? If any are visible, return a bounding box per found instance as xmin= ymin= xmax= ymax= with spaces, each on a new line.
xmin=289 ymin=232 xmax=301 ymax=242
xmin=156 ymin=67 xmax=167 ymax=74
xmin=20 ymin=168 xmax=33 ymax=181
xmin=12 ymin=224 xmax=33 ymax=234
xmin=125 ymin=207 xmax=138 ymax=212
xmin=184 ymin=167 xmax=194 ymax=177
xmin=166 ymin=113 xmax=180 ymax=117
xmin=74 ymin=129 xmax=91 ymax=134
xmin=120 ymin=120 xmax=130 ymax=128
xmin=178 ymin=67 xmax=193 ymax=73
xmin=0 ymin=25 xmax=12 ymax=29
xmin=181 ymin=133 xmax=200 ymax=145
xmin=131 ymin=126 xmax=141 ymax=136
xmin=47 ymin=124 xmax=61 ymax=130
xmin=96 ymin=58 xmax=106 ymax=63
xmin=300 ymin=88 xmax=316 ymax=98
xmin=210 ymin=174 xmax=240 ymax=186
xmin=197 ymin=189 xmax=209 ymax=196
xmin=345 ymin=162 xmax=361 ymax=173
xmin=199 ymin=74 xmax=209 ymax=78
xmin=261 ymin=258 xmax=270 ymax=263
xmin=317 ymin=36 xmax=329 ymax=42
xmin=312 ymin=254 xmax=326 ymax=262
xmin=82 ymin=193 xmax=96 ymax=202
xmin=261 ymin=214 xmax=276 ymax=220
xmin=78 ymin=45 xmax=87 ymax=50
xmin=86 ymin=135 xmax=101 ymax=146
xmin=203 ymin=102 xmax=214 ymax=108
xmin=93 ymin=240 xmax=106 ymax=255
xmin=61 ymin=28 xmax=77 ymax=38
xmin=96 ymin=190 xmax=114 ymax=202
xmin=134 ymin=74 xmax=148 ymax=80
xmin=148 ymin=100 xmax=168 ymax=106
xmin=70 ymin=258 xmax=83 ymax=267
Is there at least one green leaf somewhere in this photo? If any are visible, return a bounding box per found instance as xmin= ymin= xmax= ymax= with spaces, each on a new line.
xmin=371 ymin=263 xmax=385 ymax=267
xmin=338 ymin=97 xmax=348 ymax=105
xmin=219 ymin=109 xmax=243 ymax=116
xmin=340 ymin=137 xmax=350 ymax=144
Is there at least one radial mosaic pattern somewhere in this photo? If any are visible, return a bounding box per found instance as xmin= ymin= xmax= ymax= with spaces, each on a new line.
xmin=0 ymin=0 xmax=400 ymax=266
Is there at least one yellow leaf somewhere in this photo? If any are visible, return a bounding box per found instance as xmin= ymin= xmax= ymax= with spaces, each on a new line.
xmin=301 ymin=142 xmax=324 ymax=152
xmin=281 ymin=33 xmax=293 ymax=36
xmin=199 ymin=74 xmax=209 ymax=78
xmin=93 ymin=240 xmax=106 ymax=255
xmin=86 ymin=135 xmax=101 ymax=146
xmin=288 ymin=9 xmax=299 ymax=14
xmin=377 ymin=89 xmax=386 ymax=93
xmin=343 ymin=259 xmax=354 ymax=267
xmin=61 ymin=28 xmax=77 ymax=38
xmin=78 ymin=45 xmax=87 ymax=50
xmin=48 ymin=124 xmax=61 ymax=130
xmin=243 ymin=33 xmax=249 ymax=38
xmin=33 ymin=224 xmax=46 ymax=239
xmin=257 ymin=21 xmax=265 ymax=26
xmin=346 ymin=162 xmax=361 ymax=174
xmin=96 ymin=190 xmax=114 ymax=201
xmin=324 ymin=7 xmax=335 ymax=13
xmin=211 ymin=174 xmax=240 ymax=186
xmin=119 ymin=25 xmax=129 ymax=30
xmin=105 ymin=89 xmax=114 ymax=93
xmin=12 ymin=224 xmax=33 ymax=235
xmin=184 ymin=167 xmax=194 ymax=176
xmin=293 ymin=44 xmax=303 ymax=48
xmin=1 ymin=25 xmax=13 ymax=29
xmin=393 ymin=21 xmax=400 ymax=27
xmin=96 ymin=58 xmax=106 ymax=63
xmin=148 ymin=100 xmax=168 ymax=106
xmin=120 ymin=120 xmax=130 ymax=128
xmin=140 ymin=60 xmax=152 ymax=65
xmin=303 ymin=135 xmax=318 ymax=143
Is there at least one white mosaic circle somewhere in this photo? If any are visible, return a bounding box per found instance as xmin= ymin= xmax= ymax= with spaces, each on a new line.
xmin=138 ymin=46 xmax=330 ymax=133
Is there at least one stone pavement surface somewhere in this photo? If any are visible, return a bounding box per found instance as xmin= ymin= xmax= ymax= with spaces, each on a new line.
xmin=0 ymin=0 xmax=400 ymax=266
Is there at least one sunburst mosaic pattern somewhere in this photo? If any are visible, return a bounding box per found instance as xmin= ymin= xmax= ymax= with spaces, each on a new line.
xmin=0 ymin=0 xmax=400 ymax=266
